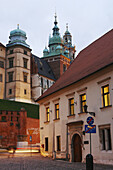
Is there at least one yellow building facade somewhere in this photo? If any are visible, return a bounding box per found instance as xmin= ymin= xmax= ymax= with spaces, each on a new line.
xmin=0 ymin=43 xmax=5 ymax=99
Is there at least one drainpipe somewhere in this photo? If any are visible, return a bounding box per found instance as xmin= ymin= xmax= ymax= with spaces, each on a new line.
xmin=66 ymin=124 xmax=69 ymax=161
xmin=53 ymin=121 xmax=56 ymax=160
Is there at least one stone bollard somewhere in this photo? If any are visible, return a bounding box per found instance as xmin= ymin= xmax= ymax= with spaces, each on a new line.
xmin=86 ymin=154 xmax=93 ymax=170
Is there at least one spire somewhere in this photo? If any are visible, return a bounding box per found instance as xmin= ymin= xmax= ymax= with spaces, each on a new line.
xmin=54 ymin=12 xmax=57 ymax=26
xmin=17 ymin=24 xmax=19 ymax=29
xmin=52 ymin=13 xmax=60 ymax=36
xmin=66 ymin=23 xmax=68 ymax=32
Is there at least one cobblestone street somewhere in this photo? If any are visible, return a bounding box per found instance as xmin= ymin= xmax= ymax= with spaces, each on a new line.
xmin=0 ymin=153 xmax=113 ymax=170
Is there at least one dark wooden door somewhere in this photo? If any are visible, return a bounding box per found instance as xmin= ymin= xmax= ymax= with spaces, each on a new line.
xmin=73 ymin=134 xmax=82 ymax=162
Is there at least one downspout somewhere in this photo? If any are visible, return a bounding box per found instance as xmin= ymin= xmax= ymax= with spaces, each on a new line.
xmin=66 ymin=124 xmax=69 ymax=161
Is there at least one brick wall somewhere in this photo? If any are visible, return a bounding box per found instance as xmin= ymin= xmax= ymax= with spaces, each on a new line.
xmin=26 ymin=117 xmax=40 ymax=144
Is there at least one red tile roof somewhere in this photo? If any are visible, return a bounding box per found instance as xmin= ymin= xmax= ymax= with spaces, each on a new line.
xmin=36 ymin=29 xmax=113 ymax=102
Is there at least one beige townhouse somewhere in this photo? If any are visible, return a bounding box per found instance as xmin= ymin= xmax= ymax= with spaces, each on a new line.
xmin=36 ymin=29 xmax=113 ymax=165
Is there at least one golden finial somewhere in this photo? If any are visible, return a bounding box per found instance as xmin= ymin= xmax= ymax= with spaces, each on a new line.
xmin=17 ymin=24 xmax=19 ymax=29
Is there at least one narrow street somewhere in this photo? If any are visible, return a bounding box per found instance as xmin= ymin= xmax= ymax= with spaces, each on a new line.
xmin=0 ymin=153 xmax=113 ymax=170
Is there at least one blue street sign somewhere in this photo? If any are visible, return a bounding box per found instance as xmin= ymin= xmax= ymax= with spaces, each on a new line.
xmin=85 ymin=125 xmax=96 ymax=133
xmin=87 ymin=116 xmax=94 ymax=125
xmin=30 ymin=136 xmax=32 ymax=142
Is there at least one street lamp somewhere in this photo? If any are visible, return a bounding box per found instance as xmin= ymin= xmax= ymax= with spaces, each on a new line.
xmin=84 ymin=105 xmax=95 ymax=117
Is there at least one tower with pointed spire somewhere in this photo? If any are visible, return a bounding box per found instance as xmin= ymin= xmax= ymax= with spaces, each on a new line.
xmin=42 ymin=14 xmax=76 ymax=80
xmin=63 ymin=23 xmax=76 ymax=61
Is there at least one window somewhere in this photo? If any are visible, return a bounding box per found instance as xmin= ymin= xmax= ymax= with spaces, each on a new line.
xmin=57 ymin=136 xmax=61 ymax=151
xmin=24 ymin=89 xmax=27 ymax=94
xmin=9 ymin=89 xmax=12 ymax=95
xmin=69 ymin=98 xmax=74 ymax=115
xmin=9 ymin=58 xmax=14 ymax=68
xmin=41 ymin=77 xmax=43 ymax=88
xmin=1 ymin=116 xmax=6 ymax=122
xmin=23 ymin=58 xmax=28 ymax=68
xmin=63 ymin=64 xmax=67 ymax=73
xmin=45 ymin=137 xmax=48 ymax=151
xmin=0 ymin=74 xmax=2 ymax=82
xmin=24 ymin=50 xmax=27 ymax=55
xmin=11 ymin=116 xmax=13 ymax=122
xmin=0 ymin=61 xmax=4 ymax=68
xmin=8 ymin=72 xmax=13 ymax=82
xmin=46 ymin=107 xmax=50 ymax=122
xmin=17 ymin=117 xmax=19 ymax=122
xmin=23 ymin=73 xmax=27 ymax=82
xmin=101 ymin=85 xmax=110 ymax=107
xmin=55 ymin=104 xmax=59 ymax=119
xmin=99 ymin=125 xmax=112 ymax=151
xmin=10 ymin=50 xmax=13 ymax=54
xmin=47 ymin=80 xmax=49 ymax=88
xmin=80 ymin=93 xmax=86 ymax=112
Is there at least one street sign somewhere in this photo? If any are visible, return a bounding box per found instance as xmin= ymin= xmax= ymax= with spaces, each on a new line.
xmin=85 ymin=125 xmax=96 ymax=133
xmin=28 ymin=129 xmax=34 ymax=135
xmin=87 ymin=116 xmax=94 ymax=125
xmin=30 ymin=136 xmax=32 ymax=142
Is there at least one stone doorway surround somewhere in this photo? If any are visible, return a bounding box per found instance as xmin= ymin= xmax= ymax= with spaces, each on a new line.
xmin=67 ymin=121 xmax=84 ymax=162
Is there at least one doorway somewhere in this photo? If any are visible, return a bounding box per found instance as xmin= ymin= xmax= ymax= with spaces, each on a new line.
xmin=72 ymin=134 xmax=82 ymax=162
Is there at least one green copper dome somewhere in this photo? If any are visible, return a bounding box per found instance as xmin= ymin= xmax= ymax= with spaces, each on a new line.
xmin=43 ymin=47 xmax=48 ymax=53
xmin=10 ymin=25 xmax=26 ymax=37
xmin=6 ymin=25 xmax=30 ymax=49
xmin=49 ymin=35 xmax=64 ymax=46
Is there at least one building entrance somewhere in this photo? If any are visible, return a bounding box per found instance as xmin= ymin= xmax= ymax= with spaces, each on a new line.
xmin=72 ymin=134 xmax=82 ymax=162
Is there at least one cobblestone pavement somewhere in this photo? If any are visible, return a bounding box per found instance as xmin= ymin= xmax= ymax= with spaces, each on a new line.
xmin=0 ymin=153 xmax=113 ymax=170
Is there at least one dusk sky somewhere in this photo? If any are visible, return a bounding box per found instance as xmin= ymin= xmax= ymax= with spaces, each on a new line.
xmin=0 ymin=0 xmax=113 ymax=57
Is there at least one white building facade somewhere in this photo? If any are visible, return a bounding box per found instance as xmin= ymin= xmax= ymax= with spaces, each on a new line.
xmin=37 ymin=29 xmax=113 ymax=165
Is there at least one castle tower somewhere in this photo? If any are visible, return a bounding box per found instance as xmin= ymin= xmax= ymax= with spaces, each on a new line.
xmin=42 ymin=14 xmax=71 ymax=80
xmin=6 ymin=25 xmax=31 ymax=103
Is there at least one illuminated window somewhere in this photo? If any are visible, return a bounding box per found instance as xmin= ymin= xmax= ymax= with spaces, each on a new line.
xmin=99 ymin=125 xmax=111 ymax=151
xmin=101 ymin=85 xmax=110 ymax=107
xmin=46 ymin=107 xmax=50 ymax=122
xmin=55 ymin=104 xmax=59 ymax=119
xmin=80 ymin=93 xmax=86 ymax=112
xmin=57 ymin=136 xmax=61 ymax=151
xmin=69 ymin=98 xmax=74 ymax=115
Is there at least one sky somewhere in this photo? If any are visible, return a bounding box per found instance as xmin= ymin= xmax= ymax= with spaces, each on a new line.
xmin=0 ymin=0 xmax=113 ymax=57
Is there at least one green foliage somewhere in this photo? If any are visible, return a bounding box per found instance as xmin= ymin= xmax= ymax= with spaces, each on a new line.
xmin=0 ymin=99 xmax=39 ymax=119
